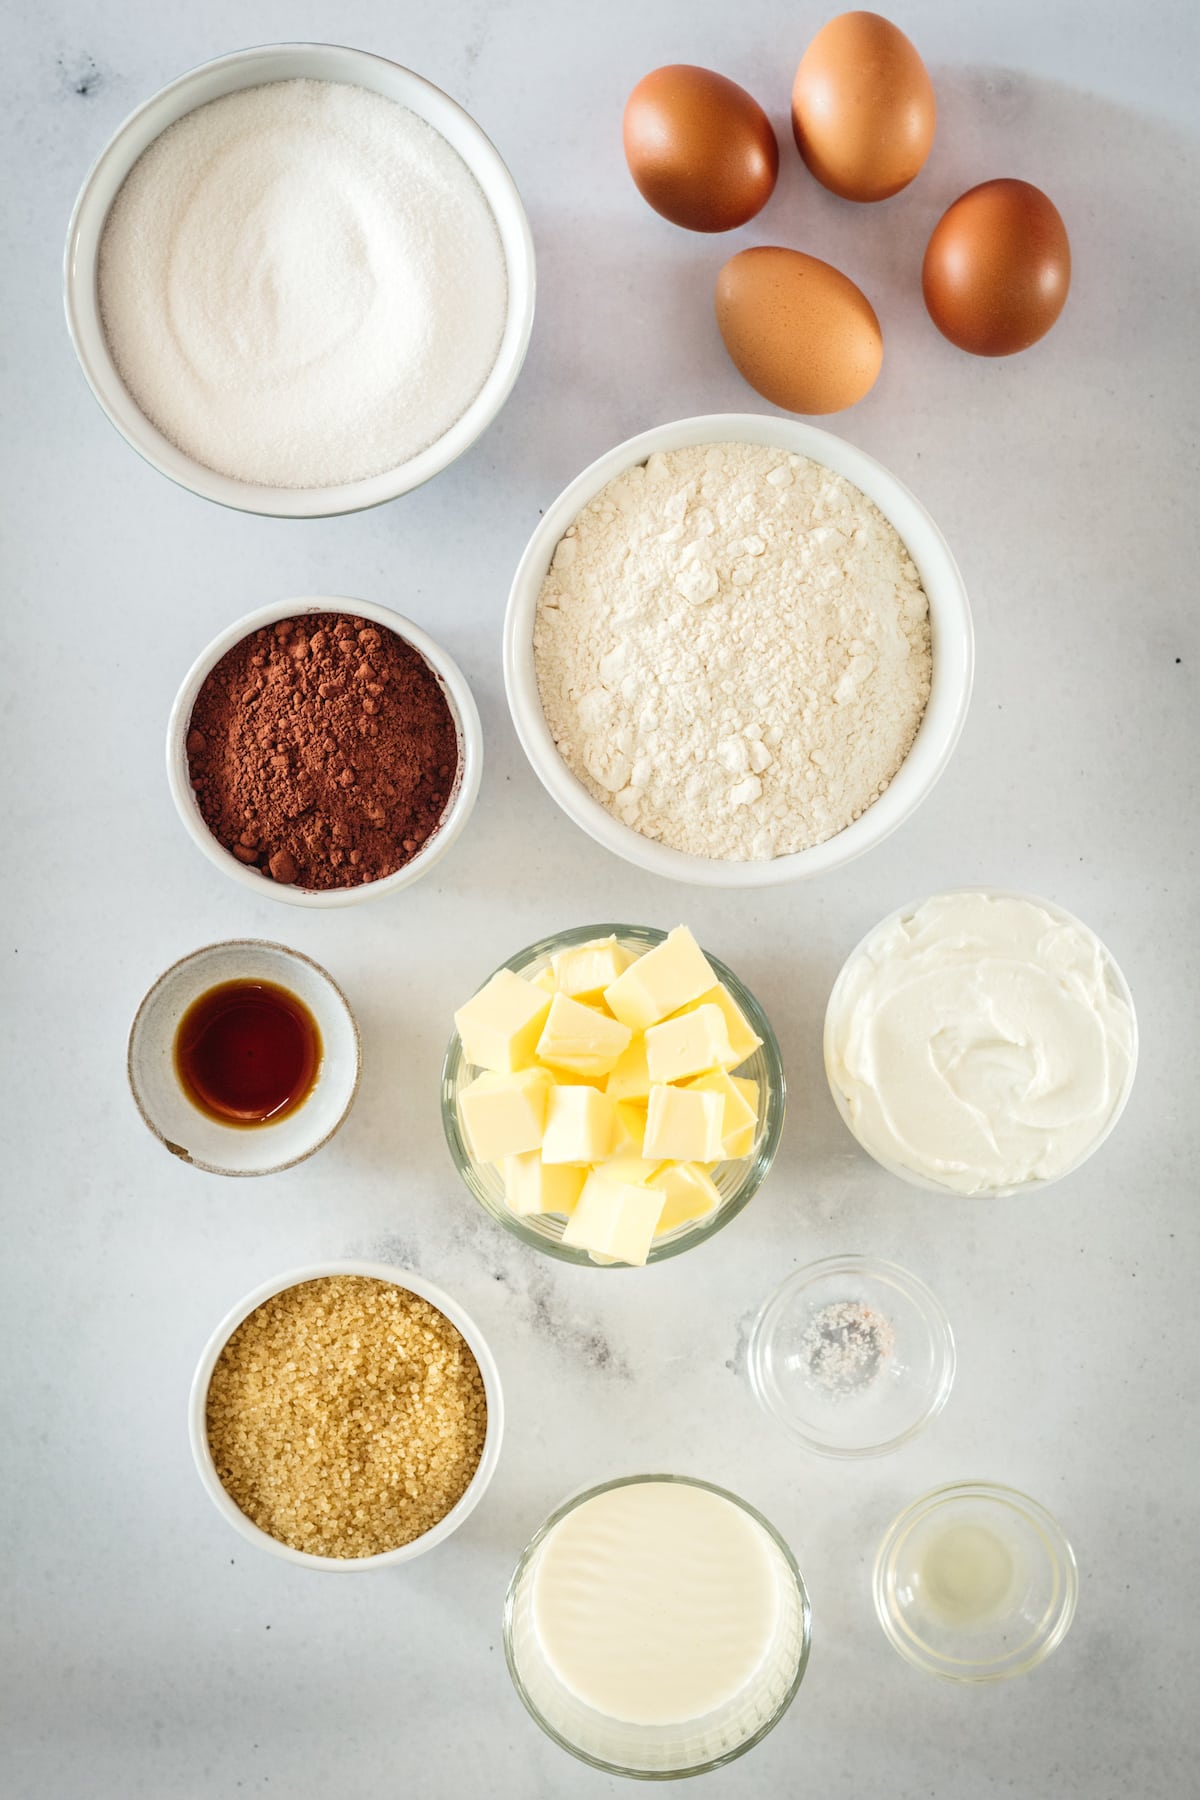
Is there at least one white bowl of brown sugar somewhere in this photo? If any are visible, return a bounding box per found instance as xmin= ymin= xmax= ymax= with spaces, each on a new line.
xmin=167 ymin=598 xmax=483 ymax=907
xmin=189 ymin=1263 xmax=503 ymax=1568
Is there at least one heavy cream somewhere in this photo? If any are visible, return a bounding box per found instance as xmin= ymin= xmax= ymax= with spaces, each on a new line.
xmin=507 ymin=1478 xmax=807 ymax=1772
xmin=825 ymin=892 xmax=1136 ymax=1194
xmin=529 ymin=1481 xmax=780 ymax=1726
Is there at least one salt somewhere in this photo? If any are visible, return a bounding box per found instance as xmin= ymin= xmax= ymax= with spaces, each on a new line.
xmin=98 ymin=79 xmax=508 ymax=489
xmin=800 ymin=1300 xmax=895 ymax=1399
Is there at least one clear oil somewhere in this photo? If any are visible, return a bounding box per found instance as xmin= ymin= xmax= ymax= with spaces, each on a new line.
xmin=919 ymin=1523 xmax=1016 ymax=1624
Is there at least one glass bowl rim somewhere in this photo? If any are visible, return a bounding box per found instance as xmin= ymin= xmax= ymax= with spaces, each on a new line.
xmin=871 ymin=1479 xmax=1080 ymax=1683
xmin=441 ymin=923 xmax=785 ymax=1266
xmin=747 ymin=1253 xmax=957 ymax=1459
xmin=502 ymin=1471 xmax=812 ymax=1780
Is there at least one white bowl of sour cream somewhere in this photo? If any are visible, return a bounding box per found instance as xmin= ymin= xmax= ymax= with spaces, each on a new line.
xmin=823 ymin=889 xmax=1138 ymax=1196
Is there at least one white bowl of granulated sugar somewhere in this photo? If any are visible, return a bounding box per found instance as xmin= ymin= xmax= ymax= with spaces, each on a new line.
xmin=504 ymin=415 xmax=974 ymax=887
xmin=63 ymin=44 xmax=535 ymax=519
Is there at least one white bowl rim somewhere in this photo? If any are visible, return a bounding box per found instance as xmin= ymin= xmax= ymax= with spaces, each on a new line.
xmin=126 ymin=937 xmax=362 ymax=1176
xmin=188 ymin=1260 xmax=505 ymax=1568
xmin=746 ymin=1252 xmax=957 ymax=1459
xmin=63 ymin=40 xmax=537 ymax=518
xmin=823 ymin=886 xmax=1140 ymax=1196
xmin=165 ymin=596 xmax=483 ymax=908
xmin=503 ymin=412 xmax=974 ymax=888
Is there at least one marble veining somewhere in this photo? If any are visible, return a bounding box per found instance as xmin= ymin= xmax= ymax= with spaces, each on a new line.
xmin=2 ymin=2 xmax=1197 ymax=1797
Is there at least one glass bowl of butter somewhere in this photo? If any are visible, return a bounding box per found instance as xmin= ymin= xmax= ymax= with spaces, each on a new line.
xmin=441 ymin=923 xmax=785 ymax=1266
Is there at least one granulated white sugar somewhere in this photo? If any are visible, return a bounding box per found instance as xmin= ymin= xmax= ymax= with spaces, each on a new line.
xmin=98 ymin=79 xmax=508 ymax=489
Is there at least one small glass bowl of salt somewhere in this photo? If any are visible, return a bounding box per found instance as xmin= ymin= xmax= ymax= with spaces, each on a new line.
xmin=747 ymin=1254 xmax=955 ymax=1458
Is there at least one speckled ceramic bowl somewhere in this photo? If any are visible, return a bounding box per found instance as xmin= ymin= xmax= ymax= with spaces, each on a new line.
xmin=127 ymin=939 xmax=360 ymax=1175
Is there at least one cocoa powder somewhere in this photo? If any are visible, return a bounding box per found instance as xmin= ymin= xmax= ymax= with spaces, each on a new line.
xmin=186 ymin=613 xmax=460 ymax=889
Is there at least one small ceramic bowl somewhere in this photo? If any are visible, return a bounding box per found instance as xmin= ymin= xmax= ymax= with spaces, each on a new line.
xmin=441 ymin=923 xmax=785 ymax=1266
xmin=823 ymin=889 xmax=1139 ymax=1196
xmin=747 ymin=1255 xmax=956 ymax=1458
xmin=503 ymin=414 xmax=973 ymax=887
xmin=63 ymin=42 xmax=536 ymax=517
xmin=873 ymin=1482 xmax=1079 ymax=1682
xmin=503 ymin=1474 xmax=811 ymax=1778
xmin=189 ymin=1261 xmax=504 ymax=1568
xmin=127 ymin=940 xmax=360 ymax=1175
xmin=166 ymin=597 xmax=483 ymax=908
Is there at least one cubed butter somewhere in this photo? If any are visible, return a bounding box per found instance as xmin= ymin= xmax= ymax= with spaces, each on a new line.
xmin=536 ymin=992 xmax=632 ymax=1077
xmin=643 ymin=1083 xmax=726 ymax=1163
xmin=610 ymin=1098 xmax=649 ymax=1156
xmin=684 ymin=1067 xmax=758 ymax=1157
xmin=650 ymin=1162 xmax=722 ymax=1235
xmin=604 ymin=1034 xmax=651 ymax=1101
xmin=604 ymin=926 xmax=716 ymax=1031
xmin=644 ymin=1004 xmax=735 ymax=1084
xmin=545 ymin=1063 xmax=603 ymax=1086
xmin=541 ymin=1084 xmax=616 ymax=1164
xmin=581 ymin=1154 xmax=662 ymax=1197
xmin=670 ymin=983 xmax=762 ymax=1067
xmin=726 ymin=1076 xmax=760 ymax=1157
xmin=459 ymin=1068 xmax=551 ymax=1162
xmin=454 ymin=969 xmax=551 ymax=1073
xmin=502 ymin=1153 xmax=586 ymax=1217
xmin=561 ymin=1181 xmax=666 ymax=1267
xmin=550 ymin=936 xmax=634 ymax=999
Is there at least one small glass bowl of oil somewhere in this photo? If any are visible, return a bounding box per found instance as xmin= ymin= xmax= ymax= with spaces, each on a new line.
xmin=873 ymin=1482 xmax=1078 ymax=1682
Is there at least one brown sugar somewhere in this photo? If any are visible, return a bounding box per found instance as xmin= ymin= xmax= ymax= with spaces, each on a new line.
xmin=187 ymin=613 xmax=460 ymax=890
xmin=206 ymin=1276 xmax=488 ymax=1558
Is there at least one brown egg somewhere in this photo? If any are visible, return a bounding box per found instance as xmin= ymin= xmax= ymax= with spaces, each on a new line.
xmin=715 ymin=247 xmax=883 ymax=413
xmin=791 ymin=11 xmax=935 ymax=203
xmin=623 ymin=65 xmax=779 ymax=232
xmin=922 ymin=179 xmax=1071 ymax=356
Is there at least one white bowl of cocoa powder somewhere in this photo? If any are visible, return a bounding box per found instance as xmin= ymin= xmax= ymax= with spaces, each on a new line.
xmin=167 ymin=598 xmax=483 ymax=907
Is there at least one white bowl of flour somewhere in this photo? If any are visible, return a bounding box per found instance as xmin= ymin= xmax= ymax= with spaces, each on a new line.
xmin=504 ymin=415 xmax=973 ymax=886
xmin=64 ymin=44 xmax=535 ymax=517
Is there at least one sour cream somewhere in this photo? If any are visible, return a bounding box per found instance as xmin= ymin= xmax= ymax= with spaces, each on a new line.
xmin=824 ymin=891 xmax=1136 ymax=1194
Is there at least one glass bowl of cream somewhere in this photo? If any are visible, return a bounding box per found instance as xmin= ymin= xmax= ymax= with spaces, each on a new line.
xmin=503 ymin=1474 xmax=810 ymax=1777
xmin=824 ymin=890 xmax=1137 ymax=1196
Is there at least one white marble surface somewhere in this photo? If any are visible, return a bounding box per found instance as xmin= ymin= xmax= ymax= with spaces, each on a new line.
xmin=3 ymin=2 xmax=1197 ymax=1795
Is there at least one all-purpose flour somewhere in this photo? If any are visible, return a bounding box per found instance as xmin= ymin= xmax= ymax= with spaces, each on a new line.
xmin=98 ymin=80 xmax=507 ymax=489
xmin=534 ymin=443 xmax=932 ymax=861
